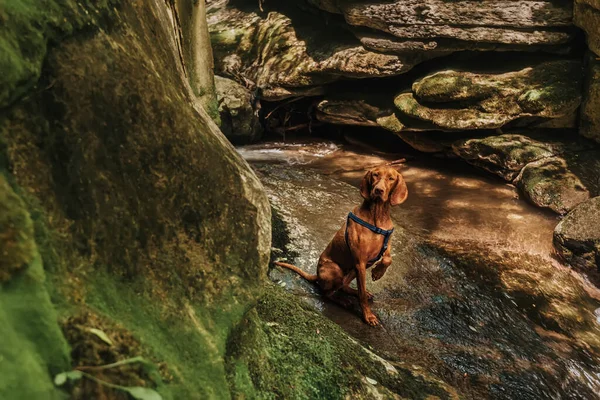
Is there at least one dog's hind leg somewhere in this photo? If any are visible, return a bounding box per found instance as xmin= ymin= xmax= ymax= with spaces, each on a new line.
xmin=340 ymin=270 xmax=373 ymax=300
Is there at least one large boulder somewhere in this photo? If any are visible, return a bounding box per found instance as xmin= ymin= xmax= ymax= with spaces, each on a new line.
xmin=514 ymin=157 xmax=591 ymax=215
xmin=215 ymin=75 xmax=263 ymax=144
xmin=554 ymin=197 xmax=600 ymax=284
xmin=1 ymin=0 xmax=271 ymax=398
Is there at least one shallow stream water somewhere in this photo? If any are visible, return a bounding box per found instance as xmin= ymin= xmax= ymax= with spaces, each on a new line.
xmin=240 ymin=139 xmax=600 ymax=399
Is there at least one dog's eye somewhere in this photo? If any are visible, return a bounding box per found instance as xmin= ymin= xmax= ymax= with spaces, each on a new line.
xmin=388 ymin=176 xmax=395 ymax=181
xmin=373 ymin=173 xmax=379 ymax=177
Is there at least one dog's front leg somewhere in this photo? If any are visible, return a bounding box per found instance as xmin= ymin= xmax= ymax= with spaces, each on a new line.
xmin=356 ymin=262 xmax=379 ymax=326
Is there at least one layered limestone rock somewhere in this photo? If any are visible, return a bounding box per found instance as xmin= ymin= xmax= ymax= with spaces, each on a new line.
xmin=554 ymin=196 xmax=600 ymax=283
xmin=207 ymin=0 xmax=441 ymax=100
xmin=315 ymin=60 xmax=582 ymax=134
xmin=309 ymin=0 xmax=575 ymax=54
xmin=395 ymin=60 xmax=582 ymax=131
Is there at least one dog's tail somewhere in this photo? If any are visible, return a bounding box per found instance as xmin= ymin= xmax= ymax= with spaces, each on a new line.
xmin=273 ymin=261 xmax=318 ymax=282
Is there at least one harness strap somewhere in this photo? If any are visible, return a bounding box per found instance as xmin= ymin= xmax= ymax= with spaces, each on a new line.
xmin=345 ymin=212 xmax=394 ymax=264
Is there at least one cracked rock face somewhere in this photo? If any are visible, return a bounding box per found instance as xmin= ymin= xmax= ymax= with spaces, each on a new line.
xmin=554 ymin=196 xmax=600 ymax=283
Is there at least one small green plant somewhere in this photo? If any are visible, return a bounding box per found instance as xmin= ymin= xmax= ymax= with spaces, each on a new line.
xmin=54 ymin=356 xmax=162 ymax=400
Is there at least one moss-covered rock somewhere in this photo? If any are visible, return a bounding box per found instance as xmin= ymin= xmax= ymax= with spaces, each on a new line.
xmin=1 ymin=0 xmax=271 ymax=398
xmin=514 ymin=157 xmax=590 ymax=214
xmin=215 ymin=75 xmax=263 ymax=144
xmin=0 ymin=0 xmax=119 ymax=108
xmin=554 ymin=196 xmax=600 ymax=284
xmin=0 ymin=176 xmax=71 ymax=399
xmin=394 ymin=61 xmax=582 ymax=131
xmin=452 ymin=134 xmax=567 ymax=180
xmin=226 ymin=286 xmax=458 ymax=399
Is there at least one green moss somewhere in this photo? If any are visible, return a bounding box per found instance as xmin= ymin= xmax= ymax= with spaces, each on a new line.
xmin=0 ymin=178 xmax=70 ymax=400
xmin=0 ymin=176 xmax=36 ymax=282
xmin=226 ymin=286 xmax=454 ymax=399
xmin=0 ymin=0 xmax=119 ymax=108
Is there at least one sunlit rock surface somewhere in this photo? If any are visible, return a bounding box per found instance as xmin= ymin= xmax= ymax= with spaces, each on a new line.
xmin=554 ymin=196 xmax=600 ymax=283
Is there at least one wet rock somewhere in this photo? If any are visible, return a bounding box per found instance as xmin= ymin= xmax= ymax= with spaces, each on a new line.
xmin=575 ymin=0 xmax=600 ymax=56
xmin=309 ymin=0 xmax=575 ymax=53
xmin=395 ymin=61 xmax=582 ymax=131
xmin=208 ymin=1 xmax=439 ymax=100
xmin=554 ymin=196 xmax=600 ymax=282
xmin=514 ymin=157 xmax=591 ymax=214
xmin=452 ymin=134 xmax=574 ymax=181
xmin=215 ymin=75 xmax=263 ymax=144
xmin=581 ymin=53 xmax=600 ymax=144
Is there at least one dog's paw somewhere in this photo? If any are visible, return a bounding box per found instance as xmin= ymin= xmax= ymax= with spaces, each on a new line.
xmin=371 ymin=266 xmax=387 ymax=281
xmin=363 ymin=312 xmax=380 ymax=327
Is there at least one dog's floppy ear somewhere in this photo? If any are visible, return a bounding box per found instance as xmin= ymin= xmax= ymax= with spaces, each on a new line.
xmin=390 ymin=174 xmax=408 ymax=205
xmin=360 ymin=171 xmax=372 ymax=200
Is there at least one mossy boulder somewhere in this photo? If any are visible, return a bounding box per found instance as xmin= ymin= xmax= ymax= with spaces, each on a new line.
xmin=0 ymin=0 xmax=119 ymax=109
xmin=1 ymin=0 xmax=271 ymax=398
xmin=227 ymin=286 xmax=458 ymax=400
xmin=554 ymin=196 xmax=600 ymax=284
xmin=452 ymin=134 xmax=568 ymax=180
xmin=394 ymin=61 xmax=582 ymax=131
xmin=0 ymin=176 xmax=71 ymax=399
xmin=215 ymin=75 xmax=263 ymax=144
xmin=514 ymin=157 xmax=591 ymax=214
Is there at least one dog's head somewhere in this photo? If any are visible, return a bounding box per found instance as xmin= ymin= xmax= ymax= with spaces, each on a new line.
xmin=360 ymin=166 xmax=408 ymax=205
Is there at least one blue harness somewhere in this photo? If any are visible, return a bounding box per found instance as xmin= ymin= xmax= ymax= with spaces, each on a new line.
xmin=344 ymin=212 xmax=394 ymax=264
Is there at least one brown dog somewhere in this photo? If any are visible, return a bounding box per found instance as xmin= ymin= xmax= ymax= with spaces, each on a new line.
xmin=274 ymin=166 xmax=408 ymax=326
